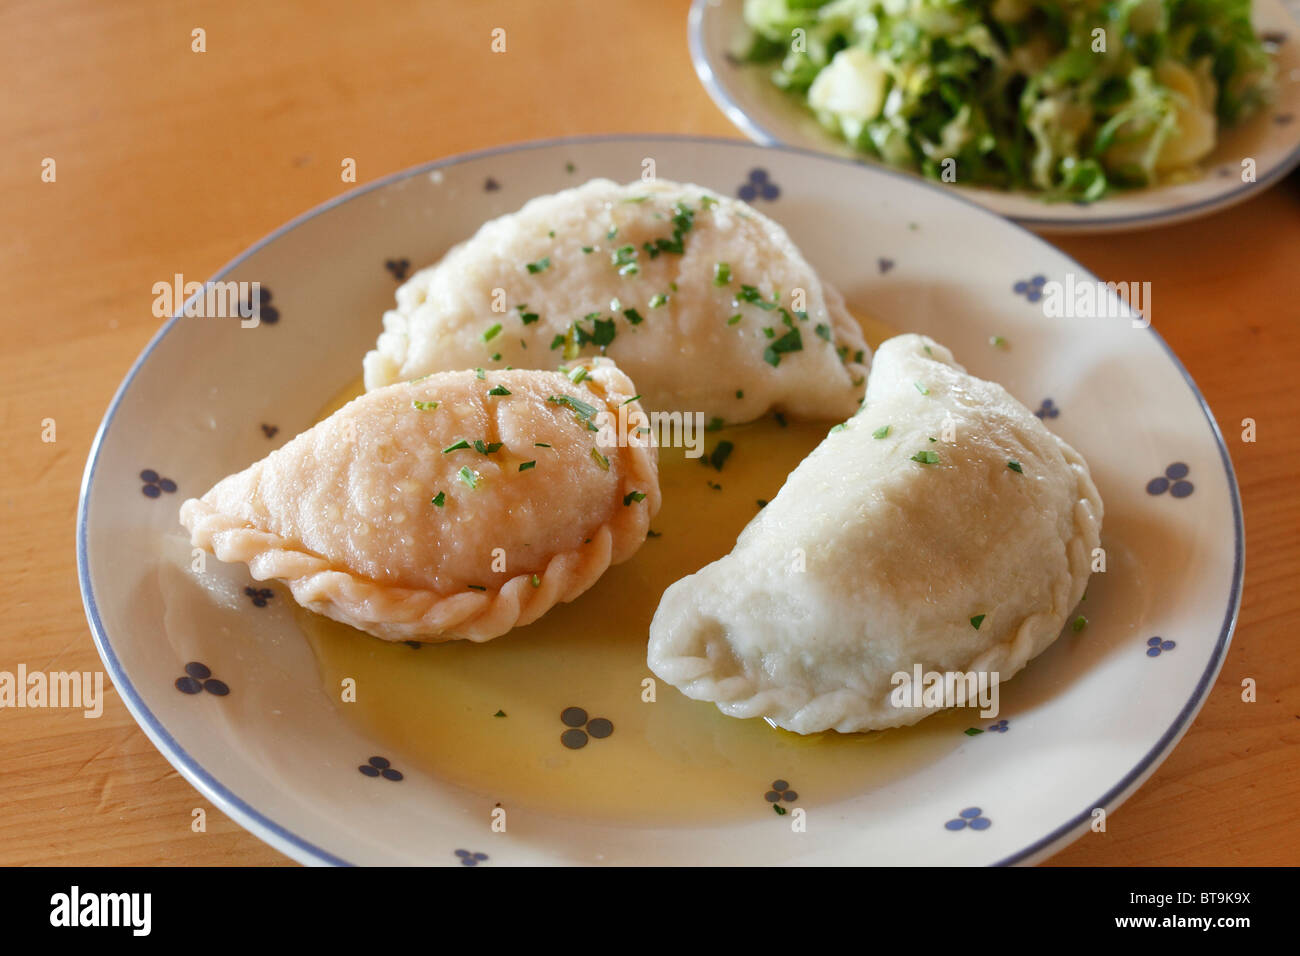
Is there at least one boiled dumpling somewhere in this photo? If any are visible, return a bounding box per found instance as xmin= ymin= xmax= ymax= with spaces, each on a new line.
xmin=647 ymin=334 xmax=1103 ymax=734
xmin=180 ymin=358 xmax=660 ymax=643
xmin=363 ymin=178 xmax=869 ymax=423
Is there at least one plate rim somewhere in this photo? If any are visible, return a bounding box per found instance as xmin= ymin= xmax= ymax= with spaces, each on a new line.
xmin=75 ymin=132 xmax=1245 ymax=867
xmin=686 ymin=0 xmax=1300 ymax=232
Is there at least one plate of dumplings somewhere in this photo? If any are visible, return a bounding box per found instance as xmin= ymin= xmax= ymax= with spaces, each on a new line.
xmin=77 ymin=135 xmax=1242 ymax=865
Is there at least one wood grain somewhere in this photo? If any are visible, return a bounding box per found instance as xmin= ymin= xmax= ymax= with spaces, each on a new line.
xmin=0 ymin=0 xmax=1295 ymax=866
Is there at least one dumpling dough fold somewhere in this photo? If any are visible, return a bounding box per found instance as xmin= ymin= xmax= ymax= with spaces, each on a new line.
xmin=647 ymin=334 xmax=1103 ymax=733
xmin=180 ymin=358 xmax=660 ymax=643
xmin=363 ymin=177 xmax=869 ymax=423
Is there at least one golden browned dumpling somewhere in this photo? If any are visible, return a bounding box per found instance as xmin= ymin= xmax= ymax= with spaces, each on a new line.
xmin=180 ymin=358 xmax=659 ymax=642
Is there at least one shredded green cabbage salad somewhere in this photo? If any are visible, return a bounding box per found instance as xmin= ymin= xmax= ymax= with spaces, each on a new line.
xmin=741 ymin=0 xmax=1275 ymax=200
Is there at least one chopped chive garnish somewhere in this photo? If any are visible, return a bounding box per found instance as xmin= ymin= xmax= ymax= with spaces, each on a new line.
xmin=830 ymin=423 xmax=847 ymax=433
xmin=713 ymin=262 xmax=731 ymax=285
xmin=443 ymin=439 xmax=470 ymax=453
xmin=648 ymin=293 xmax=668 ymax=308
xmin=472 ymin=440 xmax=504 ymax=455
xmin=490 ymin=352 xmax=501 ymax=361
xmin=519 ymin=460 xmax=537 ymax=472
xmin=705 ymin=416 xmax=724 ymax=432
xmin=467 ymin=584 xmax=486 ymax=591
xmin=623 ymin=307 xmax=644 ymax=325
xmin=581 ymin=245 xmax=593 ymax=254
xmin=646 ymin=529 xmax=661 ymax=538
xmin=756 ymin=498 xmax=767 ymax=509
xmin=530 ymin=574 xmax=541 ymax=588
xmin=488 ymin=385 xmax=511 ymax=396
xmin=873 ymin=425 xmax=890 ymax=439
xmin=431 ymin=491 xmax=445 ymax=507
xmin=623 ymin=491 xmax=647 ymax=505
xmin=964 ymin=727 xmax=984 ymax=736
xmin=1007 ymin=460 xmax=1023 ymax=473
xmin=548 ymin=394 xmax=599 ymax=423
xmin=519 ymin=311 xmax=539 ymax=325
xmin=458 ymin=466 xmax=480 ymax=488
xmin=853 ymin=349 xmax=865 ymax=363
xmin=990 ymin=335 xmax=1006 ymax=347
xmin=590 ymin=447 xmax=610 ymax=470
xmin=708 ymin=440 xmax=734 ymax=471
xmin=482 ymin=323 xmax=502 ymax=342
xmin=534 ymin=442 xmax=551 ymax=448
xmin=911 ymin=450 xmax=940 ymax=464
xmin=970 ymin=614 xmax=986 ymax=630
xmin=774 ymin=413 xmax=787 ymax=428
xmin=923 ymin=345 xmax=933 ymax=355
xmin=525 ymin=257 xmax=550 ymax=274
xmin=547 ymin=230 xmax=555 ymax=237
xmin=727 ymin=313 xmax=742 ymax=326
xmin=475 ymin=368 xmax=486 ymax=380
xmin=735 ymin=389 xmax=744 ymax=399
xmin=914 ymin=381 xmax=930 ymax=395
xmin=567 ymin=366 xmax=588 ymax=384
xmin=737 ymin=284 xmax=778 ymax=310
xmin=621 ymin=394 xmax=641 ymax=405
xmin=412 ymin=399 xmax=439 ymax=411
xmin=814 ymin=323 xmax=832 ymax=341
xmin=494 ymin=709 xmax=507 ymax=717
xmin=1072 ymin=615 xmax=1088 ymax=632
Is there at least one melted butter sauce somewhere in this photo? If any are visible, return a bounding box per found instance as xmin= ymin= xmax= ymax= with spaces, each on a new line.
xmin=297 ymin=316 xmax=971 ymax=825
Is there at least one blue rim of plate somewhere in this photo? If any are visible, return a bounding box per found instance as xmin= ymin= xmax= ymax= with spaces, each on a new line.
xmin=687 ymin=0 xmax=1300 ymax=231
xmin=76 ymin=133 xmax=1244 ymax=867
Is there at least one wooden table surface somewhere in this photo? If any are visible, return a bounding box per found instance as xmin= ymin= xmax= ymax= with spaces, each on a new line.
xmin=1 ymin=0 xmax=1296 ymax=866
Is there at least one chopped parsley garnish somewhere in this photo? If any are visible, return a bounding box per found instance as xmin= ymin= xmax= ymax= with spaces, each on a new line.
xmin=1072 ymin=615 xmax=1088 ymax=632
xmin=737 ymin=284 xmax=778 ymax=311
xmin=518 ymin=308 xmax=540 ymax=325
xmin=853 ymin=349 xmax=865 ymax=363
xmin=490 ymin=352 xmax=501 ymax=361
xmin=431 ymin=491 xmax=445 ymax=507
xmin=814 ymin=323 xmax=832 ymax=342
xmin=727 ymin=313 xmax=742 ymax=326
xmin=443 ymin=439 xmax=470 ymax=453
xmin=735 ymin=390 xmax=744 ymax=399
xmin=519 ymin=460 xmax=537 ymax=472
xmin=914 ymin=381 xmax=930 ymax=395
xmin=713 ymin=262 xmax=731 ymax=286
xmin=1007 ymin=460 xmax=1023 ymax=473
xmin=911 ymin=450 xmax=940 ymax=464
xmin=482 ymin=323 xmax=502 ymax=342
xmin=970 ymin=614 xmax=986 ymax=630
xmin=458 ymin=466 xmax=480 ymax=488
xmin=623 ymin=491 xmax=647 ymax=505
xmin=590 ymin=447 xmax=610 ymax=470
xmin=525 ymin=257 xmax=551 ymax=274
xmin=763 ymin=327 xmax=803 ymax=367
xmin=873 ymin=426 xmax=890 ymax=439
xmin=412 ymin=399 xmax=439 ymax=411
xmin=708 ymin=440 xmax=734 ymax=471
xmin=488 ymin=385 xmax=511 ymax=396
xmin=622 ymin=307 xmax=645 ymax=326
xmin=494 ymin=709 xmax=507 ymax=717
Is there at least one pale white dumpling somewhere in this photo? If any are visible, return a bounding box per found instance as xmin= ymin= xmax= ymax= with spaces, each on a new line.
xmin=363 ymin=178 xmax=869 ymax=423
xmin=647 ymin=334 xmax=1103 ymax=734
xmin=180 ymin=359 xmax=660 ymax=643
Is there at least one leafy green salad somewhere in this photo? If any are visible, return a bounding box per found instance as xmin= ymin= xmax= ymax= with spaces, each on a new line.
xmin=741 ymin=0 xmax=1275 ymax=199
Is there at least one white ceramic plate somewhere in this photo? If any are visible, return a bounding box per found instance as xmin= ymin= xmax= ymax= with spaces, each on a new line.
xmin=78 ymin=135 xmax=1241 ymax=865
xmin=689 ymin=0 xmax=1300 ymax=233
